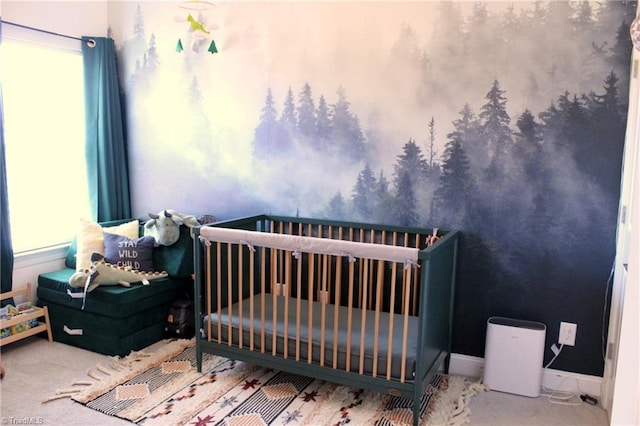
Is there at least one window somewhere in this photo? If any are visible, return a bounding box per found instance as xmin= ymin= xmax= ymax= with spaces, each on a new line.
xmin=2 ymin=37 xmax=90 ymax=252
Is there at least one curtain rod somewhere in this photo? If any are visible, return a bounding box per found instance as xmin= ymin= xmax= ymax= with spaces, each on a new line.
xmin=1 ymin=20 xmax=82 ymax=41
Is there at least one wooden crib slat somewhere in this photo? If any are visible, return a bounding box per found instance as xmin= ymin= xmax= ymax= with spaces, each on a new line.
xmin=332 ymin=226 xmax=344 ymax=369
xmin=307 ymin=223 xmax=316 ymax=364
xmin=216 ymin=243 xmax=222 ymax=344
xmin=206 ymin=245 xmax=213 ymax=342
xmin=320 ymin=254 xmax=328 ymax=367
xmin=358 ymin=229 xmax=365 ymax=308
xmin=369 ymin=230 xmax=376 ymax=310
xmin=307 ymin=253 xmax=315 ymax=364
xmin=237 ymin=244 xmax=243 ymax=349
xmin=271 ymin=247 xmax=278 ymax=356
xmin=332 ymin=256 xmax=342 ymax=369
xmin=261 ymin=247 xmax=266 ymax=354
xmin=386 ymin=260 xmax=398 ymax=380
xmin=296 ymin=251 xmax=302 ymax=361
xmin=372 ymin=259 xmax=384 ymax=378
xmin=346 ymin=255 xmax=354 ymax=373
xmin=249 ymin=248 xmax=255 ymax=351
xmin=315 ymin=226 xmax=322 ymax=307
xmin=401 ymin=232 xmax=409 ymax=315
xmin=296 ymin=222 xmax=303 ymax=361
xmin=284 ymin=250 xmax=291 ymax=359
xmin=400 ymin=265 xmax=412 ymax=383
xmin=277 ymin=222 xmax=284 ymax=295
xmin=227 ymin=244 xmax=233 ymax=346
xmin=412 ymin=233 xmax=420 ymax=315
xmin=385 ymin=232 xmax=398 ymax=379
xmin=327 ymin=226 xmax=333 ymax=303
xmin=359 ymin=258 xmax=369 ymax=375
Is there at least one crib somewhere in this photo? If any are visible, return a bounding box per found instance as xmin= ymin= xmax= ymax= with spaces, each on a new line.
xmin=193 ymin=215 xmax=459 ymax=425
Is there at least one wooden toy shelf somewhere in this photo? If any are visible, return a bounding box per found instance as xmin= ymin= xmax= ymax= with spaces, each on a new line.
xmin=1 ymin=283 xmax=52 ymax=347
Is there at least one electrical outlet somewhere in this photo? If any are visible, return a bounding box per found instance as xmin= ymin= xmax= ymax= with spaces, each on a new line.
xmin=559 ymin=322 xmax=577 ymax=346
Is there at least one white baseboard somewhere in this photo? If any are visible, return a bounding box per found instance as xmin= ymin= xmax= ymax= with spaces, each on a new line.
xmin=447 ymin=353 xmax=603 ymax=397
xmin=447 ymin=353 xmax=484 ymax=378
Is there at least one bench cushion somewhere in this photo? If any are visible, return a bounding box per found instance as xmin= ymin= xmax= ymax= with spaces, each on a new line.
xmin=37 ymin=270 xmax=183 ymax=318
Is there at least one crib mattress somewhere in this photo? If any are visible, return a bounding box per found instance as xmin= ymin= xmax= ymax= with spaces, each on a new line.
xmin=203 ymin=293 xmax=419 ymax=381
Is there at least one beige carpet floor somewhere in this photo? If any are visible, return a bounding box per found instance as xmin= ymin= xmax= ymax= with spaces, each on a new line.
xmin=1 ymin=336 xmax=609 ymax=425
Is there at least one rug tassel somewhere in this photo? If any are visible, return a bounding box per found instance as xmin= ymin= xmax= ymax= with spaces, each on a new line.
xmin=55 ymin=388 xmax=84 ymax=395
xmin=109 ymin=359 xmax=128 ymax=371
xmin=42 ymin=388 xmax=82 ymax=404
xmin=122 ymin=349 xmax=151 ymax=361
xmin=427 ymin=376 xmax=487 ymax=426
xmin=96 ymin=364 xmax=113 ymax=375
xmin=42 ymin=394 xmax=74 ymax=403
xmin=87 ymin=369 xmax=105 ymax=381
xmin=109 ymin=361 xmax=124 ymax=371
xmin=448 ymin=395 xmax=469 ymax=424
xmin=109 ymin=350 xmax=151 ymax=370
xmin=72 ymin=381 xmax=95 ymax=386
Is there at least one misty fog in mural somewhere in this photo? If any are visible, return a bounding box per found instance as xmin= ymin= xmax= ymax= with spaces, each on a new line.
xmin=110 ymin=1 xmax=636 ymax=375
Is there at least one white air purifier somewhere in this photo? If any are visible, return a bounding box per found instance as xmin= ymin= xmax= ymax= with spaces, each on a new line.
xmin=483 ymin=317 xmax=546 ymax=397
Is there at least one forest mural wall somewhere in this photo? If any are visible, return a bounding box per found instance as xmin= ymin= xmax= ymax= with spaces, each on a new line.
xmin=107 ymin=1 xmax=637 ymax=377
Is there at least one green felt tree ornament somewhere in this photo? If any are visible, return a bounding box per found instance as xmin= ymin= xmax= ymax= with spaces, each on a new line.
xmin=208 ymin=39 xmax=218 ymax=54
xmin=176 ymin=38 xmax=184 ymax=52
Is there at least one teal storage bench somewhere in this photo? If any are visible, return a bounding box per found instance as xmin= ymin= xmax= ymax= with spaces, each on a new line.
xmin=37 ymin=219 xmax=194 ymax=356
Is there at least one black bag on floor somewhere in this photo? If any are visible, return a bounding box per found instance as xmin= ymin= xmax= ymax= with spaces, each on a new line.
xmin=164 ymin=298 xmax=195 ymax=338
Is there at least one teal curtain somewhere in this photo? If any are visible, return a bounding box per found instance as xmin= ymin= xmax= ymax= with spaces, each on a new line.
xmin=82 ymin=37 xmax=131 ymax=221
xmin=0 ymin=35 xmax=14 ymax=303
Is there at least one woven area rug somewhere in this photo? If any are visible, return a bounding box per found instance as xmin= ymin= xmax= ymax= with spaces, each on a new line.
xmin=60 ymin=339 xmax=484 ymax=425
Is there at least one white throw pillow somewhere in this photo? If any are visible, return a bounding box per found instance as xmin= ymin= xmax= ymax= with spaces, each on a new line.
xmin=75 ymin=218 xmax=139 ymax=271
